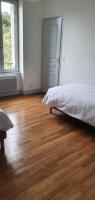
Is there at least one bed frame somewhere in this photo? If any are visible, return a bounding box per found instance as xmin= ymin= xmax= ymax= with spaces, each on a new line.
xmin=0 ymin=131 xmax=6 ymax=153
xmin=50 ymin=107 xmax=64 ymax=114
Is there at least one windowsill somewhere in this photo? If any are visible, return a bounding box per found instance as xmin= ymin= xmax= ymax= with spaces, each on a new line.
xmin=0 ymin=72 xmax=21 ymax=78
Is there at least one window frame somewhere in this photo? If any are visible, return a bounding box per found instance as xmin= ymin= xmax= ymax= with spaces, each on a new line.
xmin=0 ymin=0 xmax=19 ymax=73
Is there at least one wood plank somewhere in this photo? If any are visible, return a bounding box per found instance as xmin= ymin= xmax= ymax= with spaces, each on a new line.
xmin=0 ymin=94 xmax=95 ymax=200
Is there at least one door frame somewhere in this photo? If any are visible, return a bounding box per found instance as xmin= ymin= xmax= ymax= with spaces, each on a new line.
xmin=41 ymin=16 xmax=64 ymax=91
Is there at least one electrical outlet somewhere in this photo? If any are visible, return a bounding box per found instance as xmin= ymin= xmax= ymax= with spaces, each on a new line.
xmin=61 ymin=80 xmax=64 ymax=85
xmin=63 ymin=57 xmax=66 ymax=61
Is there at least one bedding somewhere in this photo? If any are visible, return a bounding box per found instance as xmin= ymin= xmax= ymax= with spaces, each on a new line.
xmin=0 ymin=109 xmax=14 ymax=131
xmin=42 ymin=83 xmax=95 ymax=127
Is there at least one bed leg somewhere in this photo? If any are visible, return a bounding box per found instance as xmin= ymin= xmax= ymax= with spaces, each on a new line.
xmin=0 ymin=131 xmax=6 ymax=153
xmin=1 ymin=139 xmax=4 ymax=153
xmin=50 ymin=108 xmax=53 ymax=114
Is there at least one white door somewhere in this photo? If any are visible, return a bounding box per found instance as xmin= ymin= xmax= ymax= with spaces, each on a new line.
xmin=41 ymin=17 xmax=63 ymax=92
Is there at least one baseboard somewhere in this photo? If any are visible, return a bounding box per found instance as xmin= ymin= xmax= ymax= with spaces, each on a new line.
xmin=23 ymin=89 xmax=41 ymax=95
xmin=0 ymin=89 xmax=41 ymax=97
xmin=0 ymin=90 xmax=22 ymax=97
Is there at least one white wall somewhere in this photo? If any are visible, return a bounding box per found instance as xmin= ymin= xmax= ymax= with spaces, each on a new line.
xmin=22 ymin=1 xmax=42 ymax=93
xmin=19 ymin=0 xmax=95 ymax=93
xmin=42 ymin=0 xmax=95 ymax=86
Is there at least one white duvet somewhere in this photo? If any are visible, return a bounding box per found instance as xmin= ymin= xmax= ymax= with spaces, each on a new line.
xmin=42 ymin=84 xmax=95 ymax=127
xmin=0 ymin=109 xmax=14 ymax=131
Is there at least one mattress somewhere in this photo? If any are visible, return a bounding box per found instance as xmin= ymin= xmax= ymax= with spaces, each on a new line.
xmin=42 ymin=83 xmax=95 ymax=127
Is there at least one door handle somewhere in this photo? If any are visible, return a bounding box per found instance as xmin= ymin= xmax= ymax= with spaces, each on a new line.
xmin=56 ymin=58 xmax=60 ymax=61
xmin=56 ymin=58 xmax=61 ymax=63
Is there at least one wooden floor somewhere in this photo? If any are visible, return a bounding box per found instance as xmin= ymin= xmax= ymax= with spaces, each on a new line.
xmin=0 ymin=95 xmax=95 ymax=200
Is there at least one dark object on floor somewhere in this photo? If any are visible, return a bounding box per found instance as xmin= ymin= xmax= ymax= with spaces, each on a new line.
xmin=0 ymin=131 xmax=6 ymax=153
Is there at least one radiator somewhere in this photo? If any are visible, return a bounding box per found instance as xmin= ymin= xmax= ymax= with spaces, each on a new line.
xmin=0 ymin=76 xmax=17 ymax=96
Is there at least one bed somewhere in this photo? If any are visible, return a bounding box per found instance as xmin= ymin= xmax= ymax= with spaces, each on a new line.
xmin=0 ymin=110 xmax=14 ymax=153
xmin=42 ymin=83 xmax=95 ymax=127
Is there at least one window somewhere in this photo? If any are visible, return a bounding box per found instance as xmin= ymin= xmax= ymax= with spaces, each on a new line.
xmin=0 ymin=0 xmax=18 ymax=73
